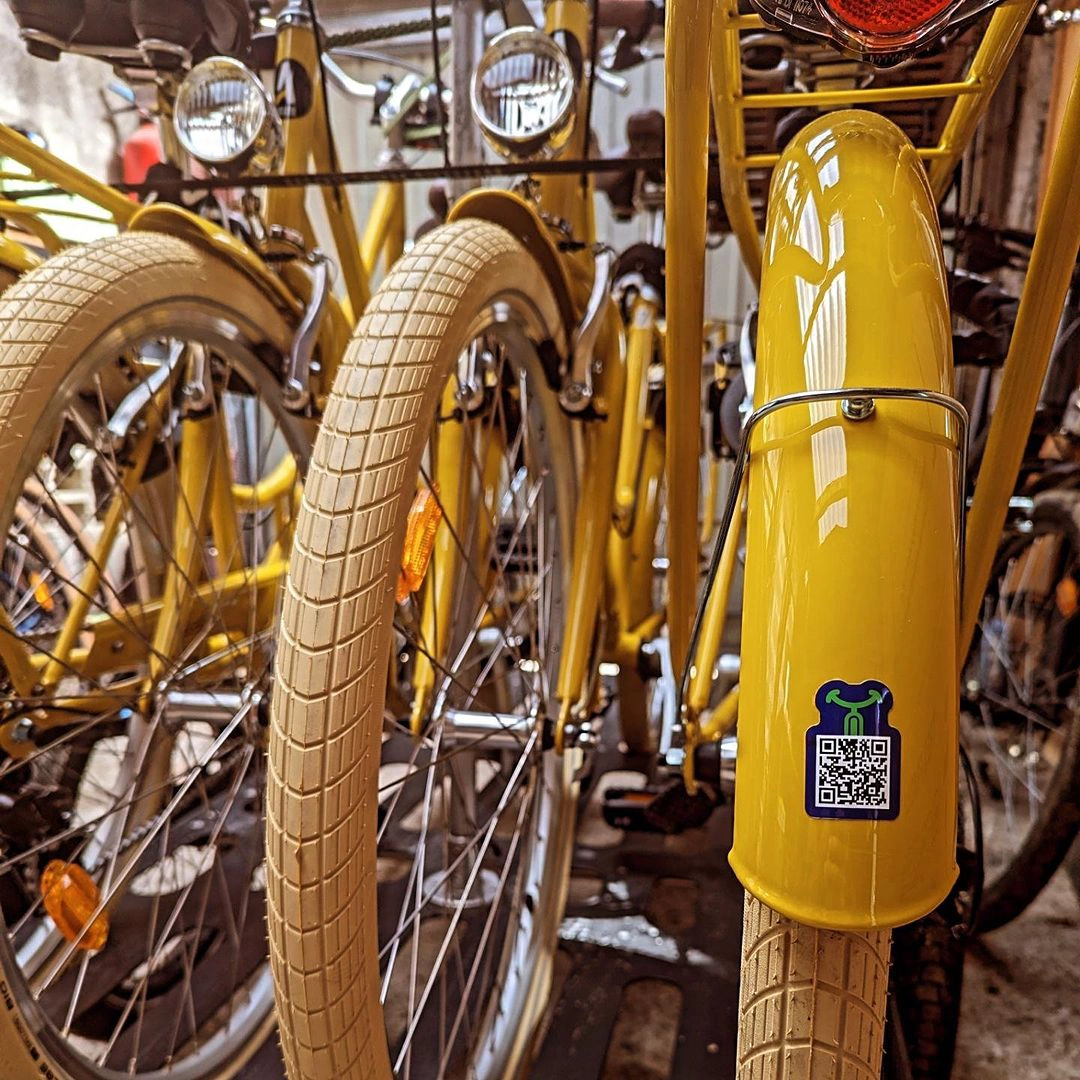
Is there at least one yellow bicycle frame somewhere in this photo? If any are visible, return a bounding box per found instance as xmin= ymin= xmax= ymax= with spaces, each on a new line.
xmin=0 ymin=14 xmax=410 ymax=757
xmin=666 ymin=0 xmax=1080 ymax=928
xmin=137 ymin=13 xmax=406 ymax=391
xmin=428 ymin=0 xmax=630 ymax=751
xmin=0 ymin=124 xmax=137 ymax=243
xmin=0 ymin=124 xmax=134 ymax=274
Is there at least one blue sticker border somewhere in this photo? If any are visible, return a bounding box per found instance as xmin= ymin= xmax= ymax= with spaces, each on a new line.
xmin=805 ymin=679 xmax=901 ymax=822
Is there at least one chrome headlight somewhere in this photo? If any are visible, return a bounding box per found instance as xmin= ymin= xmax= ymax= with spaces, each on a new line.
xmin=471 ymin=28 xmax=576 ymax=160
xmin=174 ymin=57 xmax=283 ymax=173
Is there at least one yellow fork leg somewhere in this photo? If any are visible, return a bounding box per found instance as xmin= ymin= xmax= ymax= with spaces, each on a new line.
xmin=608 ymin=425 xmax=666 ymax=752
xmin=556 ymin=308 xmax=627 ymax=748
xmin=688 ymin=486 xmax=743 ymax=721
xmin=209 ymin=410 xmax=243 ymax=577
xmin=700 ymin=456 xmax=720 ymax=549
xmin=41 ymin=423 xmax=158 ymax=687
xmin=119 ymin=411 xmax=219 ymax=835
xmin=607 ymin=292 xmax=662 ymax=750
xmin=613 ymin=293 xmax=659 ymax=534
xmin=411 ymin=381 xmax=467 ymax=732
xmin=609 ymin=427 xmax=666 ymax=660
xmin=361 ymin=182 xmax=400 ymax=279
xmin=682 ymin=485 xmax=744 ymax=789
xmin=144 ymin=415 xmax=218 ymax=696
xmin=665 ymin=0 xmax=713 ymax=677
xmin=962 ymin=63 xmax=1080 ymax=651
xmin=387 ymin=183 xmax=406 ymax=269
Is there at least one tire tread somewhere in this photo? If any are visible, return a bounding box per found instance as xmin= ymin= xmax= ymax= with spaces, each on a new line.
xmin=738 ymin=892 xmax=891 ymax=1080
xmin=267 ymin=222 xmax=559 ymax=1080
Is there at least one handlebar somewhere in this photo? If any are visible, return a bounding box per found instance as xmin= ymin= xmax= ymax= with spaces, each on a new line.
xmin=595 ymin=0 xmax=663 ymax=80
xmin=594 ymin=66 xmax=631 ymax=95
xmin=597 ymin=0 xmax=663 ymax=39
xmin=321 ymin=55 xmax=377 ymax=101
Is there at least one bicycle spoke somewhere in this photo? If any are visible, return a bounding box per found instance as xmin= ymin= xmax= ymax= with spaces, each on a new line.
xmin=0 ymin=328 xmax=297 ymax=1078
xmin=391 ymin=732 xmax=538 ymax=1071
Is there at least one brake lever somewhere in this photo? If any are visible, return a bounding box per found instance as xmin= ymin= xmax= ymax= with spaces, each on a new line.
xmin=501 ymin=0 xmax=538 ymax=28
xmin=593 ymin=64 xmax=630 ymax=96
xmin=599 ymin=26 xmax=663 ymax=73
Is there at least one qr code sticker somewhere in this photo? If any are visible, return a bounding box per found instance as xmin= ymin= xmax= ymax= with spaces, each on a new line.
xmin=815 ymin=735 xmax=892 ymax=811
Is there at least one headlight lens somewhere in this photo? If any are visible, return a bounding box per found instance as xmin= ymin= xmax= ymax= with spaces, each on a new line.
xmin=174 ymin=57 xmax=283 ymax=173
xmin=471 ymin=28 xmax=576 ymax=160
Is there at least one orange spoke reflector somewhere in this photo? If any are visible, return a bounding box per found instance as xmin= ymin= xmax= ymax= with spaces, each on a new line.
xmin=30 ymin=572 xmax=54 ymax=612
xmin=1057 ymin=576 xmax=1079 ymax=619
xmin=396 ymin=485 xmax=443 ymax=604
xmin=40 ymin=860 xmax=109 ymax=951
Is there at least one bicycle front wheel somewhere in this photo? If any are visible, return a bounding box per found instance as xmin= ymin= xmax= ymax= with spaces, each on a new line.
xmin=268 ymin=221 xmax=580 ymax=1080
xmin=0 ymin=232 xmax=307 ymax=1079
xmin=738 ymin=893 xmax=891 ymax=1079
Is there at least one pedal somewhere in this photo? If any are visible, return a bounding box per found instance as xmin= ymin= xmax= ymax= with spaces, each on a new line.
xmin=602 ymin=779 xmax=717 ymax=834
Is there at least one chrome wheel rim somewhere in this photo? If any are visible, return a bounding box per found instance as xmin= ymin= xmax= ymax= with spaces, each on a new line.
xmin=963 ymin=517 xmax=1080 ymax=890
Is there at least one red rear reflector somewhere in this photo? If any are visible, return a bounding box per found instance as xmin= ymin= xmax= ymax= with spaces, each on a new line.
xmin=825 ymin=0 xmax=953 ymax=35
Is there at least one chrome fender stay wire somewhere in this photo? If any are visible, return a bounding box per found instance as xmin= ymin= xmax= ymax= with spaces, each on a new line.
xmin=675 ymin=386 xmax=970 ymax=736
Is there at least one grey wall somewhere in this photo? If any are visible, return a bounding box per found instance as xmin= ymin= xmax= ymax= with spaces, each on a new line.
xmin=0 ymin=6 xmax=131 ymax=181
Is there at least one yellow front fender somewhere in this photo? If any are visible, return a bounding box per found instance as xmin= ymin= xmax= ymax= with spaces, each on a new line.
xmin=448 ymin=189 xmax=578 ymax=348
xmin=128 ymin=203 xmax=356 ymax=391
xmin=731 ymin=112 xmax=962 ymax=930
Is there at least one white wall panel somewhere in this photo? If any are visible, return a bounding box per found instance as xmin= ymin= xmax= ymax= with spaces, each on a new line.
xmin=317 ymin=33 xmax=759 ymax=331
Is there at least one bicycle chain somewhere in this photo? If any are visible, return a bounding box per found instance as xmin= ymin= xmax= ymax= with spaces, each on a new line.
xmin=1042 ymin=3 xmax=1080 ymax=31
xmin=81 ymin=742 xmax=248 ymax=876
xmin=1 ymin=153 xmax=670 ymax=202
xmin=84 ymin=817 xmax=157 ymax=876
xmin=323 ymin=14 xmax=450 ymax=50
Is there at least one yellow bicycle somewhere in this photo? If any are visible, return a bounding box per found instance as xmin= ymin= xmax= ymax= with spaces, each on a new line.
xmin=268 ymin=2 xmax=1080 ymax=1079
xmin=670 ymin=1 xmax=1079 ymax=1077
xmin=0 ymin=122 xmax=134 ymax=287
xmin=0 ymin=1 xmax=423 ymax=1075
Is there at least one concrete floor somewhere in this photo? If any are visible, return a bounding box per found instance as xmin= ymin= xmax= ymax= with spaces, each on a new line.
xmin=954 ymin=867 xmax=1080 ymax=1079
xmin=240 ymin=777 xmax=1080 ymax=1080
xmin=533 ymin=753 xmax=1080 ymax=1080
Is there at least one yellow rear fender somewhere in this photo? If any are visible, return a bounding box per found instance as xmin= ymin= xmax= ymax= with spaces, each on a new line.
xmin=126 ymin=204 xmax=356 ymax=396
xmin=129 ymin=204 xmax=302 ymax=320
xmin=731 ymin=112 xmax=962 ymax=931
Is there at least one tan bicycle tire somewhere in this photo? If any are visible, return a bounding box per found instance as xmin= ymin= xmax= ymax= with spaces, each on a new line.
xmin=737 ymin=892 xmax=891 ymax=1080
xmin=0 ymin=231 xmax=294 ymax=1080
xmin=267 ymin=221 xmax=568 ymax=1080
